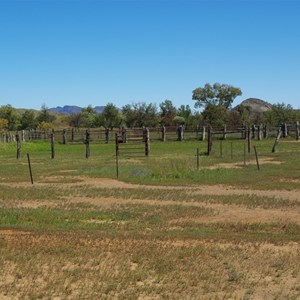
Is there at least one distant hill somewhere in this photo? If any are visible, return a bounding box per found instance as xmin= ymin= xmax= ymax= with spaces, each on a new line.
xmin=233 ymin=98 xmax=272 ymax=114
xmin=49 ymin=105 xmax=105 ymax=115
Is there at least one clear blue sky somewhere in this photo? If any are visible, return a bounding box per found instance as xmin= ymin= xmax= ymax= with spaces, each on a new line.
xmin=1 ymin=0 xmax=300 ymax=110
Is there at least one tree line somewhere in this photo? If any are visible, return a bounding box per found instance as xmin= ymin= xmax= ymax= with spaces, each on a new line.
xmin=1 ymin=83 xmax=299 ymax=133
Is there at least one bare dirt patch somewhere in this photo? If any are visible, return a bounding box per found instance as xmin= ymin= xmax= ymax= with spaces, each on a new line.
xmin=208 ymin=157 xmax=283 ymax=170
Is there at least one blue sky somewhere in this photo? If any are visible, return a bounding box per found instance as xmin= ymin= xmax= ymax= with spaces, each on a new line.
xmin=1 ymin=0 xmax=300 ymax=110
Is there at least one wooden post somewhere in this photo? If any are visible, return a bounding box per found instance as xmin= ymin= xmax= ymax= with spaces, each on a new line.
xmin=162 ymin=126 xmax=166 ymax=142
xmin=242 ymin=123 xmax=246 ymax=139
xmin=263 ymin=124 xmax=268 ymax=139
xmin=51 ymin=130 xmax=55 ymax=159
xmin=223 ymin=124 xmax=227 ymax=140
xmin=296 ymin=122 xmax=299 ymax=141
xmin=105 ymin=128 xmax=109 ymax=144
xmin=85 ymin=129 xmax=90 ymax=158
xmin=71 ymin=128 xmax=74 ymax=142
xmin=202 ymin=126 xmax=206 ymax=141
xmin=252 ymin=125 xmax=256 ymax=139
xmin=272 ymin=127 xmax=281 ymax=153
xmin=282 ymin=123 xmax=288 ymax=138
xmin=115 ymin=133 xmax=119 ymax=178
xmin=22 ymin=130 xmax=25 ymax=142
xmin=207 ymin=126 xmax=212 ymax=155
xmin=253 ymin=145 xmax=260 ymax=170
xmin=177 ymin=125 xmax=183 ymax=141
xmin=27 ymin=153 xmax=34 ymax=184
xmin=247 ymin=126 xmax=251 ymax=154
xmin=63 ymin=129 xmax=67 ymax=144
xmin=258 ymin=125 xmax=262 ymax=140
xmin=144 ymin=128 xmax=150 ymax=156
xmin=16 ymin=132 xmax=21 ymax=159
xmin=121 ymin=127 xmax=127 ymax=143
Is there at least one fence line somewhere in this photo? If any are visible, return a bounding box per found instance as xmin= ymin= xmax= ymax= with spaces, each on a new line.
xmin=1 ymin=122 xmax=300 ymax=144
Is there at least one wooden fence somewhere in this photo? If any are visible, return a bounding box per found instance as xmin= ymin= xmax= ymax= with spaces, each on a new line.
xmin=1 ymin=122 xmax=299 ymax=144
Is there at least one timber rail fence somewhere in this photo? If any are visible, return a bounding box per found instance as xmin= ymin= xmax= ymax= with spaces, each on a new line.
xmin=1 ymin=122 xmax=300 ymax=144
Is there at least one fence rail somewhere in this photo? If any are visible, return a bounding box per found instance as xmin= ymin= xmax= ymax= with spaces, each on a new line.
xmin=1 ymin=122 xmax=300 ymax=144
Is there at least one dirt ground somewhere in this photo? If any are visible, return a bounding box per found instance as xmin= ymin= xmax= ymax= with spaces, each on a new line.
xmin=1 ymin=176 xmax=300 ymax=299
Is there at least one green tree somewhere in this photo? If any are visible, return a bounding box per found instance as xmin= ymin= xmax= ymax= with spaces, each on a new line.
xmin=122 ymin=102 xmax=160 ymax=128
xmin=159 ymin=100 xmax=177 ymax=126
xmin=264 ymin=103 xmax=298 ymax=126
xmin=192 ymin=83 xmax=242 ymax=109
xmin=19 ymin=110 xmax=37 ymax=130
xmin=0 ymin=104 xmax=20 ymax=131
xmin=177 ymin=105 xmax=192 ymax=126
xmin=36 ymin=104 xmax=56 ymax=124
xmin=99 ymin=103 xmax=122 ymax=129
xmin=80 ymin=105 xmax=98 ymax=128
xmin=202 ymin=103 xmax=227 ymax=127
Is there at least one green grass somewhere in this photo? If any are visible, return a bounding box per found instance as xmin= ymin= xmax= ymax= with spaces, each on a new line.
xmin=1 ymin=138 xmax=299 ymax=188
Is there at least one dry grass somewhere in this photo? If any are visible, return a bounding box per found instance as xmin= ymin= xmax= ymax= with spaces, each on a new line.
xmin=0 ymin=176 xmax=300 ymax=299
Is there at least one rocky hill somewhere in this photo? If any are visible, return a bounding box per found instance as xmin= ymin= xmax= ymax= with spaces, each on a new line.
xmin=233 ymin=98 xmax=272 ymax=113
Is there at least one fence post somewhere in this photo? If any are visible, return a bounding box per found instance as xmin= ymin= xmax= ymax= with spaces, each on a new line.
xmin=247 ymin=126 xmax=251 ymax=154
xmin=296 ymin=121 xmax=299 ymax=140
xmin=253 ymin=145 xmax=260 ymax=170
xmin=51 ymin=130 xmax=55 ymax=159
xmin=115 ymin=133 xmax=119 ymax=178
xmin=16 ymin=132 xmax=21 ymax=159
xmin=71 ymin=128 xmax=74 ymax=142
xmin=263 ymin=124 xmax=268 ymax=139
xmin=86 ymin=129 xmax=90 ymax=158
xmin=202 ymin=126 xmax=206 ymax=141
xmin=162 ymin=126 xmax=166 ymax=142
xmin=27 ymin=153 xmax=34 ymax=184
xmin=207 ymin=126 xmax=212 ymax=155
xmin=144 ymin=128 xmax=150 ymax=156
xmin=223 ymin=124 xmax=227 ymax=140
xmin=252 ymin=125 xmax=256 ymax=139
xmin=282 ymin=123 xmax=288 ymax=138
xmin=22 ymin=130 xmax=25 ymax=142
xmin=241 ymin=123 xmax=246 ymax=139
xmin=63 ymin=129 xmax=67 ymax=144
xmin=105 ymin=128 xmax=109 ymax=144
xmin=272 ymin=127 xmax=281 ymax=153
xmin=258 ymin=124 xmax=262 ymax=141
xmin=177 ymin=125 xmax=183 ymax=141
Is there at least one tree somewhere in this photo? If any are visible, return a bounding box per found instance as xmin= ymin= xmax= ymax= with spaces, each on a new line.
xmin=122 ymin=102 xmax=160 ymax=128
xmin=0 ymin=105 xmax=20 ymax=131
xmin=37 ymin=121 xmax=54 ymax=131
xmin=192 ymin=83 xmax=242 ymax=109
xmin=68 ymin=113 xmax=84 ymax=129
xmin=36 ymin=104 xmax=56 ymax=124
xmin=80 ymin=105 xmax=98 ymax=128
xmin=264 ymin=103 xmax=298 ymax=126
xmin=202 ymin=103 xmax=227 ymax=127
xmin=159 ymin=100 xmax=177 ymax=126
xmin=19 ymin=110 xmax=37 ymax=130
xmin=0 ymin=118 xmax=8 ymax=132
xmin=99 ymin=103 xmax=122 ymax=129
xmin=177 ymin=105 xmax=192 ymax=126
